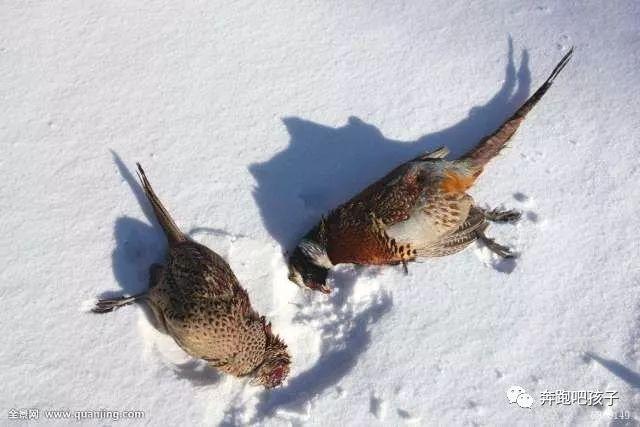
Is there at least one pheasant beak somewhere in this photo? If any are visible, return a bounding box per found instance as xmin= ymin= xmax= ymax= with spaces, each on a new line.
xmin=306 ymin=281 xmax=331 ymax=294
xmin=318 ymin=283 xmax=331 ymax=294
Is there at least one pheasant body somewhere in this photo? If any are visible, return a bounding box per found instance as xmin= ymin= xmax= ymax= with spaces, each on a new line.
xmin=307 ymin=157 xmax=480 ymax=267
xmin=288 ymin=48 xmax=574 ymax=293
xmin=94 ymin=165 xmax=290 ymax=388
xmin=147 ymin=242 xmax=270 ymax=377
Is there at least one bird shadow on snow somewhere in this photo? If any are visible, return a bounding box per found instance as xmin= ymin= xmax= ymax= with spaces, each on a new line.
xmin=104 ymin=151 xmax=221 ymax=386
xmin=584 ymin=352 xmax=640 ymax=389
xmin=222 ymin=267 xmax=393 ymax=425
xmin=250 ymin=38 xmax=531 ymax=264
xmin=582 ymin=352 xmax=640 ymax=424
xmin=230 ymin=39 xmax=531 ymax=424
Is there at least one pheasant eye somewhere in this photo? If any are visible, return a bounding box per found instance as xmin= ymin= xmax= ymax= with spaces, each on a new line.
xmin=270 ymin=366 xmax=284 ymax=384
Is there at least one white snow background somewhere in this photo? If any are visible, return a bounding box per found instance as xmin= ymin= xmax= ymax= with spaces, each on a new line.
xmin=1 ymin=0 xmax=639 ymax=425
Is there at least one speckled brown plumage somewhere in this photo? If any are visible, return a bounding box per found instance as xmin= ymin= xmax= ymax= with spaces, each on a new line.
xmin=93 ymin=164 xmax=290 ymax=388
xmin=312 ymin=156 xmax=479 ymax=266
xmin=288 ymin=48 xmax=573 ymax=293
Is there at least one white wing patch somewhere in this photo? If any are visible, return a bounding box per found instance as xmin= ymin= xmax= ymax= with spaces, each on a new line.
xmin=386 ymin=193 xmax=473 ymax=252
xmin=386 ymin=206 xmax=448 ymax=246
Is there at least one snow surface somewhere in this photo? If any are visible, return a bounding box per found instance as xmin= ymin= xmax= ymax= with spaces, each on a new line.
xmin=1 ymin=0 xmax=640 ymax=425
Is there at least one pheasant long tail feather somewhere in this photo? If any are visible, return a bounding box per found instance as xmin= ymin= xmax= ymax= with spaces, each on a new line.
xmin=462 ymin=47 xmax=574 ymax=170
xmin=136 ymin=163 xmax=187 ymax=245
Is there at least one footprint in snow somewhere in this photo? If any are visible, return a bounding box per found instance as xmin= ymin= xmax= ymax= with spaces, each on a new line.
xmin=222 ymin=264 xmax=393 ymax=424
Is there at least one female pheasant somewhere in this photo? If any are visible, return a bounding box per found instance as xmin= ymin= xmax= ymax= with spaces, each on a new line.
xmin=288 ymin=48 xmax=573 ymax=293
xmin=93 ymin=164 xmax=290 ymax=388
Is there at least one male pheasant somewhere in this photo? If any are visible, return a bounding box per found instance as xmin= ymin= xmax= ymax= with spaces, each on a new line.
xmin=288 ymin=48 xmax=573 ymax=293
xmin=93 ymin=164 xmax=290 ymax=388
